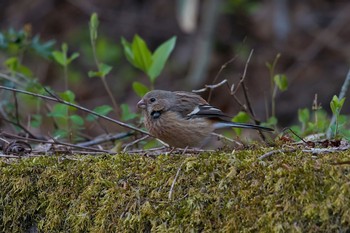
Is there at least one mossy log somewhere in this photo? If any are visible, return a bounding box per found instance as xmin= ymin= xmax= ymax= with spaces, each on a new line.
xmin=1 ymin=150 xmax=350 ymax=232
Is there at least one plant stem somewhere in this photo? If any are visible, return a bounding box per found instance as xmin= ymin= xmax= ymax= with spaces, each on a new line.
xmin=326 ymin=68 xmax=350 ymax=138
xmin=63 ymin=64 xmax=68 ymax=90
xmin=91 ymin=33 xmax=119 ymax=117
xmin=101 ymin=76 xmax=119 ymax=116
xmin=271 ymin=84 xmax=278 ymax=118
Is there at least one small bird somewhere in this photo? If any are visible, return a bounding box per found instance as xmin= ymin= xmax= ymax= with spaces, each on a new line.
xmin=137 ymin=90 xmax=273 ymax=148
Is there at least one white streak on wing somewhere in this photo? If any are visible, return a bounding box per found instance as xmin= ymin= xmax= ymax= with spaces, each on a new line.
xmin=188 ymin=105 xmax=222 ymax=117
xmin=187 ymin=106 xmax=201 ymax=116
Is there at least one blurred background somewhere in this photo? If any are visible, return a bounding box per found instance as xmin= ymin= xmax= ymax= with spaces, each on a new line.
xmin=0 ymin=0 xmax=349 ymax=129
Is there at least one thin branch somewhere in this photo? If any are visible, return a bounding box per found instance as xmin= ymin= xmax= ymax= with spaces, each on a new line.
xmin=76 ymin=132 xmax=133 ymax=147
xmin=13 ymin=92 xmax=20 ymax=124
xmin=2 ymin=131 xmax=112 ymax=153
xmin=0 ymin=86 xmax=150 ymax=136
xmin=258 ymin=148 xmax=296 ymax=160
xmin=207 ymin=56 xmax=237 ymax=102
xmin=123 ymin=135 xmax=150 ymax=152
xmin=232 ymin=50 xmax=269 ymax=142
xmin=169 ymin=160 xmax=186 ymax=200
xmin=192 ymin=79 xmax=228 ymax=94
xmin=0 ymin=116 xmax=38 ymax=139
xmin=232 ymin=49 xmax=254 ymax=95
xmin=49 ymin=136 xmax=113 ymax=153
xmin=0 ymin=154 xmax=20 ymax=158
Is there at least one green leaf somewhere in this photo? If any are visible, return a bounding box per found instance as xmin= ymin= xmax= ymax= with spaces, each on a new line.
xmin=86 ymin=105 xmax=113 ymax=121
xmin=48 ymin=104 xmax=68 ymax=118
xmin=61 ymin=43 xmax=68 ymax=54
xmin=232 ymin=111 xmax=250 ymax=123
xmin=52 ymin=51 xmax=65 ymax=66
xmin=59 ymin=90 xmax=75 ymax=102
xmin=148 ymin=36 xmax=176 ymax=82
xmin=94 ymin=105 xmax=113 ymax=115
xmin=4 ymin=57 xmax=33 ymax=76
xmin=70 ymin=115 xmax=84 ymax=126
xmin=121 ymin=37 xmax=134 ymax=65
xmin=98 ymin=63 xmax=112 ymax=76
xmin=31 ymin=35 xmax=55 ymax=58
xmin=89 ymin=13 xmax=99 ymax=41
xmin=265 ymin=116 xmax=278 ymax=127
xmin=30 ymin=114 xmax=42 ymax=128
xmin=67 ymin=52 xmax=80 ymax=64
xmin=132 ymin=81 xmax=149 ymax=97
xmin=121 ymin=104 xmax=138 ymax=121
xmin=88 ymin=63 xmax=112 ymax=78
xmin=52 ymin=43 xmax=79 ymax=66
xmin=53 ymin=129 xmax=68 ymax=139
xmin=88 ymin=71 xmax=101 ymax=78
xmin=232 ymin=111 xmax=250 ymax=136
xmin=330 ymin=95 xmax=345 ymax=115
xmin=4 ymin=57 xmax=19 ymax=71
xmin=131 ymin=35 xmax=152 ymax=72
xmin=274 ymin=74 xmax=288 ymax=91
xmin=298 ymin=108 xmax=310 ymax=125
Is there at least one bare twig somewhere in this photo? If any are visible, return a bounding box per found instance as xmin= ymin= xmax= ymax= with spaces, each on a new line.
xmin=123 ymin=135 xmax=150 ymax=152
xmin=169 ymin=160 xmax=186 ymax=200
xmin=258 ymin=148 xmax=296 ymax=160
xmin=1 ymin=131 xmax=112 ymax=153
xmin=207 ymin=56 xmax=237 ymax=102
xmin=234 ymin=50 xmax=270 ymax=142
xmin=49 ymin=136 xmax=112 ymax=153
xmin=13 ymin=92 xmax=20 ymax=125
xmin=192 ymin=79 xmax=228 ymax=94
xmin=0 ymin=117 xmax=38 ymax=139
xmin=0 ymin=154 xmax=20 ymax=158
xmin=0 ymin=85 xmax=150 ymax=136
xmin=232 ymin=49 xmax=254 ymax=95
xmin=211 ymin=132 xmax=244 ymax=147
xmin=76 ymin=132 xmax=133 ymax=147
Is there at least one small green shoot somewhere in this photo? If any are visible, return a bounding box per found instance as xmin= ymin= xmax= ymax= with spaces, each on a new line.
xmin=298 ymin=108 xmax=310 ymax=133
xmin=52 ymin=43 xmax=80 ymax=90
xmin=266 ymin=53 xmax=288 ymax=122
xmin=329 ymin=95 xmax=345 ymax=138
xmin=88 ymin=13 xmax=118 ymax=116
xmin=121 ymin=35 xmax=176 ymax=89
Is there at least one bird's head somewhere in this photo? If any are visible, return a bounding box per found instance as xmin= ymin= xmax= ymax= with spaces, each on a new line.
xmin=137 ymin=90 xmax=175 ymax=115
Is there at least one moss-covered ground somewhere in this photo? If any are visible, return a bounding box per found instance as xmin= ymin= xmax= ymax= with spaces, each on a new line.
xmin=1 ymin=149 xmax=350 ymax=232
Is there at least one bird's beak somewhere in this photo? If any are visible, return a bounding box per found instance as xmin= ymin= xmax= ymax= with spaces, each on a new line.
xmin=137 ymin=99 xmax=146 ymax=109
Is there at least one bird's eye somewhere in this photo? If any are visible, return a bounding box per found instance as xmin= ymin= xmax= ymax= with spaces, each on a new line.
xmin=149 ymin=97 xmax=156 ymax=103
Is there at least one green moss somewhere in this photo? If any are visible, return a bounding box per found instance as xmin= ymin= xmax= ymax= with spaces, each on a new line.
xmin=1 ymin=150 xmax=350 ymax=232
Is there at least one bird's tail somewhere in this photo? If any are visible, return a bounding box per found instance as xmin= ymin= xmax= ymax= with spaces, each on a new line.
xmin=213 ymin=121 xmax=274 ymax=132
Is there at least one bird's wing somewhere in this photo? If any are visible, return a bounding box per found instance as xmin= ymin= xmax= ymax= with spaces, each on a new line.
xmin=186 ymin=104 xmax=231 ymax=121
xmin=170 ymin=91 xmax=209 ymax=117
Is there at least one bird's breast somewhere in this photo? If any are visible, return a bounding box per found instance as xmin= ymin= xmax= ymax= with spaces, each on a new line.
xmin=144 ymin=110 xmax=213 ymax=148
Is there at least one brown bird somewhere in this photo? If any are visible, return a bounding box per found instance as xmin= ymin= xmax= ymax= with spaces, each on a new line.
xmin=137 ymin=90 xmax=273 ymax=148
